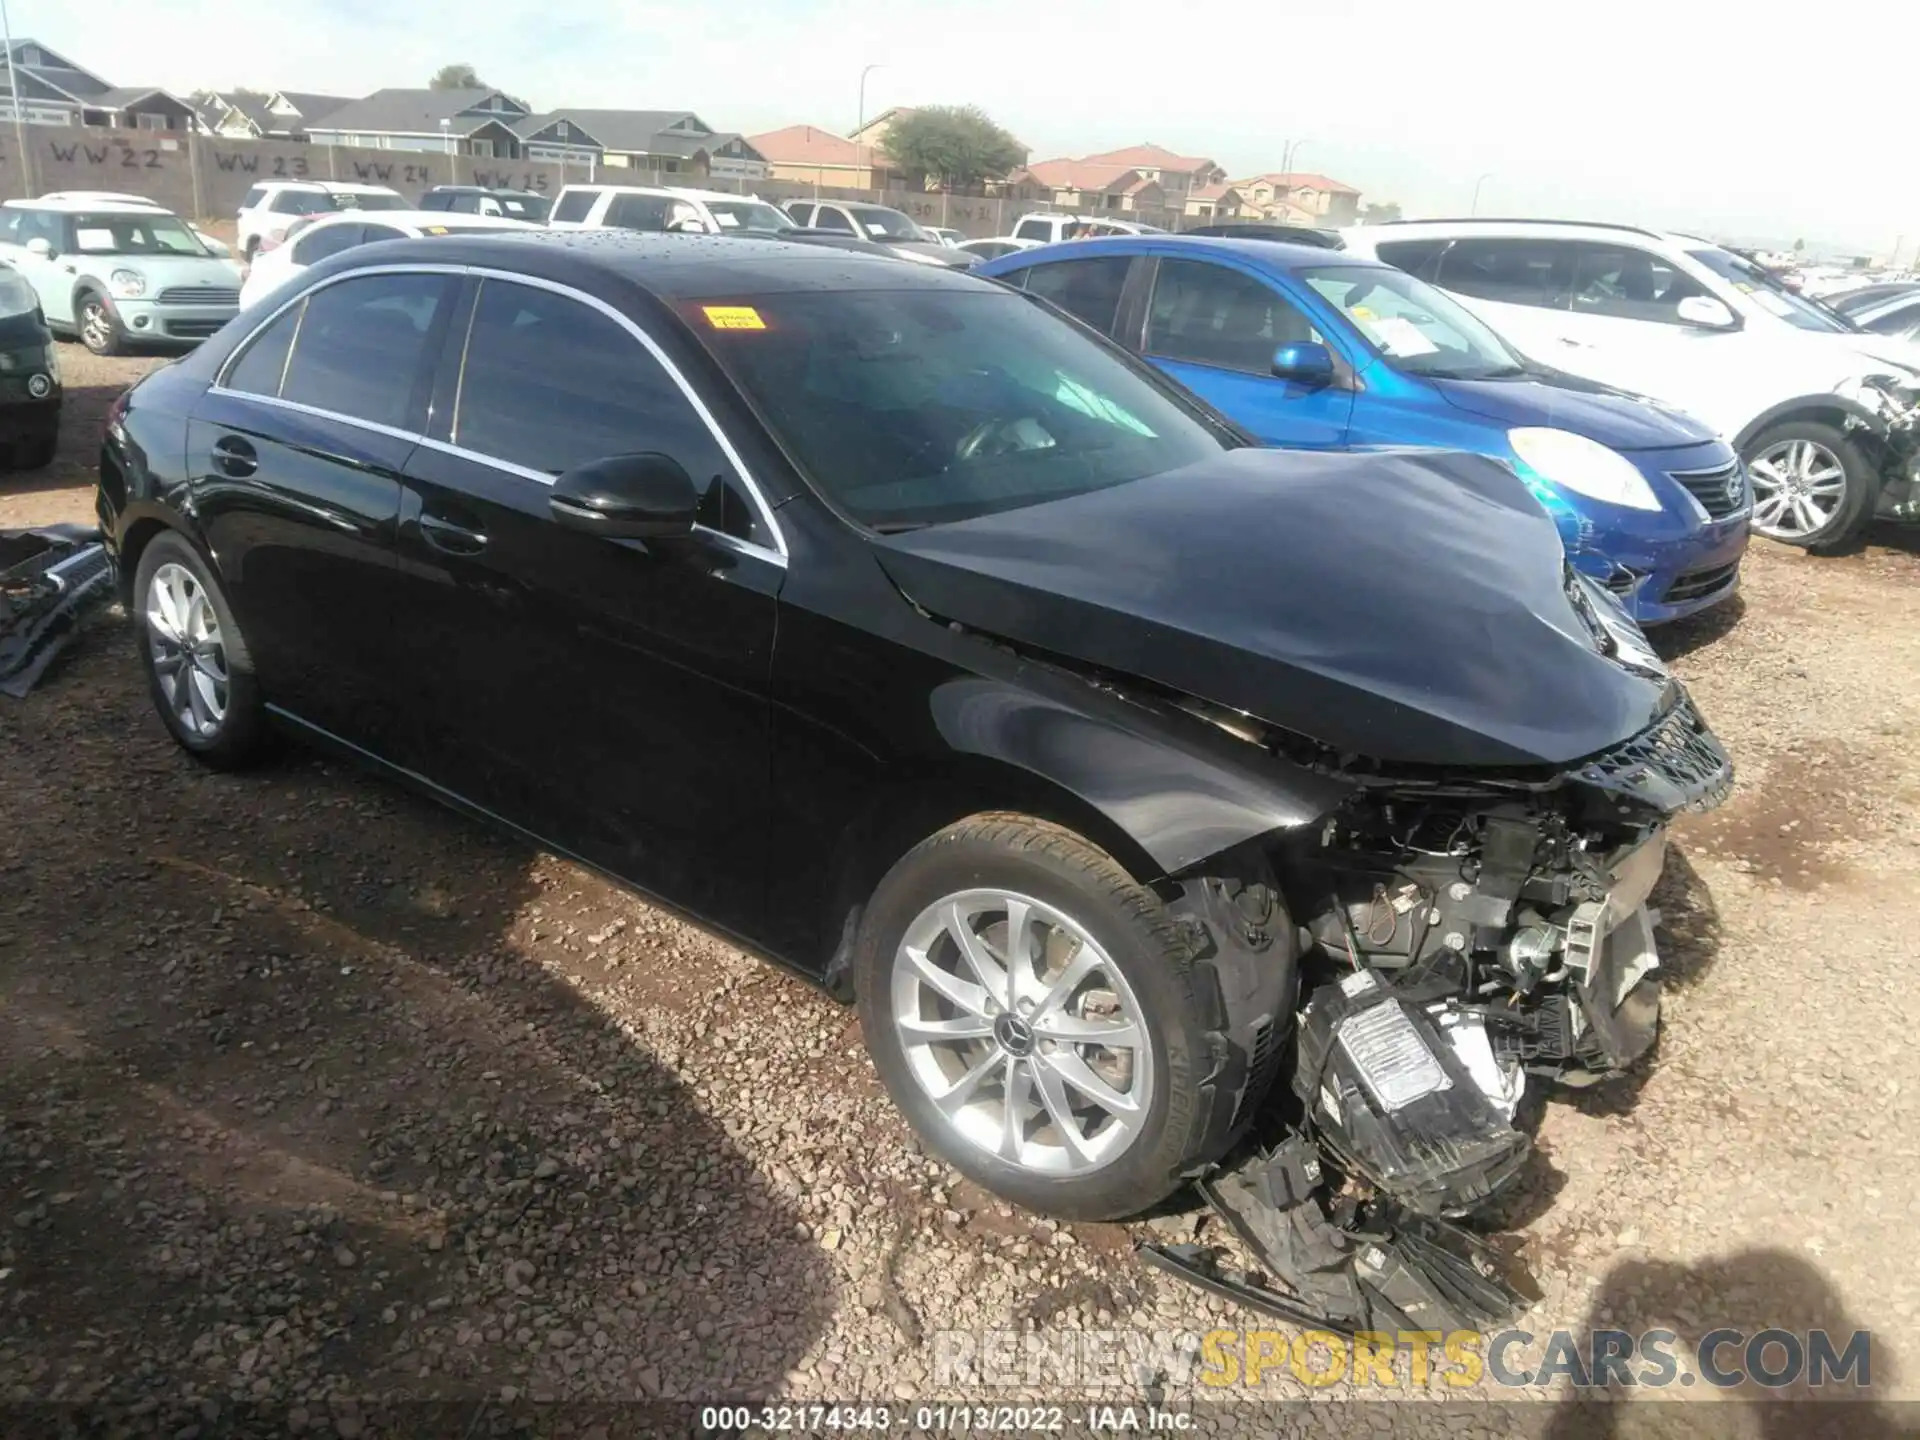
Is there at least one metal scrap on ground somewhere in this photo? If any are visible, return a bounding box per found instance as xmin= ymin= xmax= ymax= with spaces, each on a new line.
xmin=0 ymin=525 xmax=114 ymax=698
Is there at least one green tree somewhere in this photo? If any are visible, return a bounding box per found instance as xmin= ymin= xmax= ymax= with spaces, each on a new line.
xmin=1359 ymin=200 xmax=1403 ymax=223
xmin=430 ymin=63 xmax=486 ymax=90
xmin=1793 ymin=237 xmax=1806 ymax=253
xmin=880 ymin=105 xmax=1026 ymax=190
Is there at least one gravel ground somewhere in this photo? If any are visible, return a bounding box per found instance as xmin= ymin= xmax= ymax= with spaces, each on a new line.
xmin=5 ymin=344 xmax=1919 ymax=1435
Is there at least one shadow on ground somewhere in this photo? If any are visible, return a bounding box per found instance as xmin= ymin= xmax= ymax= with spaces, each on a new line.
xmin=1541 ymin=1248 xmax=1908 ymax=1440
xmin=0 ymin=623 xmax=834 ymax=1418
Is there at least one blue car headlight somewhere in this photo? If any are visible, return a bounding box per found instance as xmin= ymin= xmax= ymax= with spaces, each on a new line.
xmin=1509 ymin=427 xmax=1662 ymax=512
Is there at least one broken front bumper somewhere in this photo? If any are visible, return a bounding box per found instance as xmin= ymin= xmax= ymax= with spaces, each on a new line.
xmin=0 ymin=525 xmax=113 ymax=697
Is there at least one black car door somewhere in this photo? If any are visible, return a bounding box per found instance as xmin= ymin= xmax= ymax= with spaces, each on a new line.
xmin=390 ymin=274 xmax=784 ymax=933
xmin=187 ymin=269 xmax=460 ymax=750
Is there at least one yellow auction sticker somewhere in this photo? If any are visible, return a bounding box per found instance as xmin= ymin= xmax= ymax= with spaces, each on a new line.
xmin=703 ymin=305 xmax=767 ymax=330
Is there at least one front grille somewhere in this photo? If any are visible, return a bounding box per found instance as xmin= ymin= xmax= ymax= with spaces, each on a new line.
xmin=163 ymin=319 xmax=227 ymax=338
xmin=156 ymin=286 xmax=240 ymax=306
xmin=1664 ymin=562 xmax=1739 ymax=605
xmin=1669 ymin=461 xmax=1747 ymax=520
xmin=1574 ymin=694 xmax=1733 ymax=816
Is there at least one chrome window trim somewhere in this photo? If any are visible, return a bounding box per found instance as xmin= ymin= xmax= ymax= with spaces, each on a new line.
xmin=208 ymin=260 xmax=789 ymax=563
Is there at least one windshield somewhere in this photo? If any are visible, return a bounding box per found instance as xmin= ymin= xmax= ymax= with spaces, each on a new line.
xmin=1299 ymin=264 xmax=1526 ymax=379
xmin=0 ymin=267 xmax=36 ymax=319
xmin=851 ymin=207 xmax=925 ymax=241
xmin=1685 ymin=248 xmax=1854 ymax=333
xmin=498 ymin=193 xmax=550 ymax=221
xmin=70 ymin=212 xmax=207 ymax=257
xmin=688 ymin=288 xmax=1233 ymax=530
xmin=704 ymin=199 xmax=791 ymax=234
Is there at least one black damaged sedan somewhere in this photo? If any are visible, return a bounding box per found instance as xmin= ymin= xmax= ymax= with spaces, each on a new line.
xmin=98 ymin=231 xmax=1730 ymax=1328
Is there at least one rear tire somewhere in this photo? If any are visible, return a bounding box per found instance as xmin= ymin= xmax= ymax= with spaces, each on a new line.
xmin=1743 ymin=419 xmax=1877 ymax=553
xmin=854 ymin=813 xmax=1237 ymax=1221
xmin=134 ymin=532 xmax=269 ymax=769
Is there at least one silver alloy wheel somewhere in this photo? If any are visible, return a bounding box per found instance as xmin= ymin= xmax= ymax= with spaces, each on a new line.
xmin=1748 ymin=439 xmax=1847 ymax=541
xmin=80 ymin=299 xmax=113 ymax=353
xmin=146 ymin=562 xmax=229 ymax=738
xmin=891 ymin=889 xmax=1153 ymax=1176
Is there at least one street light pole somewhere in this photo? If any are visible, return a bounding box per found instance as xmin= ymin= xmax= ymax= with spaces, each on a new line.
xmin=1471 ymin=172 xmax=1493 ymax=215
xmin=856 ymin=63 xmax=883 ymax=192
xmin=0 ymin=0 xmax=33 ymax=196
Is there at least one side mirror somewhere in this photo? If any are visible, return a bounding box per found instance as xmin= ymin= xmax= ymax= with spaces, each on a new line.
xmin=1676 ymin=295 xmax=1738 ymax=330
xmin=1271 ymin=341 xmax=1337 ymax=387
xmin=25 ymin=237 xmax=55 ymax=259
xmin=549 ymin=453 xmax=700 ymax=539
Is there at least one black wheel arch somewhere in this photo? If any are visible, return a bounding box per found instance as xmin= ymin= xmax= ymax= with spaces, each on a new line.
xmin=1735 ymin=394 xmax=1894 ymax=462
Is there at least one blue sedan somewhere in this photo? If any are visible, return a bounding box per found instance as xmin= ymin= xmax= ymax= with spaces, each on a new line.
xmin=977 ymin=237 xmax=1750 ymax=624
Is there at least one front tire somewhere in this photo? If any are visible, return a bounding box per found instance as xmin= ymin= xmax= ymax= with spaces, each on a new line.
xmin=1744 ymin=420 xmax=1876 ymax=553
xmin=134 ymin=532 xmax=268 ymax=769
xmin=77 ymin=292 xmax=125 ymax=357
xmin=854 ymin=814 xmax=1231 ymax=1221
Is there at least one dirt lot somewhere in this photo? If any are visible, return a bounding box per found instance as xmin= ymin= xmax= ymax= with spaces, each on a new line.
xmin=5 ymin=344 xmax=1920 ymax=1434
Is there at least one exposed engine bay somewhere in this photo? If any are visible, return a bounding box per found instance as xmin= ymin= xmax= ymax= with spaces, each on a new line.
xmin=1147 ymin=694 xmax=1734 ymax=1334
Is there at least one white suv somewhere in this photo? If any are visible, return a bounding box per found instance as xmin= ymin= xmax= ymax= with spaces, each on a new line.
xmin=1010 ymin=213 xmax=1163 ymax=244
xmin=547 ymin=184 xmax=792 ymax=236
xmin=1344 ymin=219 xmax=1920 ymax=549
xmin=236 ymin=182 xmax=407 ymax=258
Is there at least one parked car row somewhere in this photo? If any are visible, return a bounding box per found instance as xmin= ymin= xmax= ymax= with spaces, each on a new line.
xmin=98 ymin=229 xmax=1730 ymax=1331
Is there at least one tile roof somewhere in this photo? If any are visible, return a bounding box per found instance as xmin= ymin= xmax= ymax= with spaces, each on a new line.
xmin=1024 ymin=159 xmax=1146 ymax=193
xmin=309 ymin=88 xmax=521 ymax=135
xmin=747 ymin=124 xmax=885 ymax=168
xmin=1082 ymin=143 xmax=1216 ymax=172
xmin=1232 ymin=171 xmax=1360 ymax=195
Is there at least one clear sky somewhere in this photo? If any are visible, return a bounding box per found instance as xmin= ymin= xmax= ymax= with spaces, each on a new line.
xmin=33 ymin=0 xmax=1920 ymax=258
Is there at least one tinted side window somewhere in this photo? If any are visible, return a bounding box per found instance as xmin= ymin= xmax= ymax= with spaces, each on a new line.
xmin=607 ymin=193 xmax=673 ymax=231
xmin=813 ymin=207 xmax=854 ymax=233
xmin=224 ymin=303 xmax=302 ymax=398
xmin=1146 ymin=259 xmax=1320 ymax=373
xmin=785 ymin=203 xmax=814 ymax=226
xmin=550 ymin=188 xmax=597 ymax=223
xmin=419 ymin=191 xmax=451 ymax=211
xmin=241 ymin=185 xmax=268 ymax=210
xmin=1371 ymin=238 xmax=1448 ymax=282
xmin=1862 ymin=297 xmax=1920 ymax=337
xmin=1437 ymin=238 xmax=1573 ymax=309
xmin=280 ymin=272 xmax=454 ymax=429
xmin=1022 ymin=256 xmax=1131 ymax=334
xmin=453 ymin=280 xmax=759 ymax=538
xmin=1013 ymin=218 xmax=1051 ymax=242
xmin=291 ymin=222 xmax=363 ymax=265
xmin=1569 ymin=244 xmax=1711 ymax=324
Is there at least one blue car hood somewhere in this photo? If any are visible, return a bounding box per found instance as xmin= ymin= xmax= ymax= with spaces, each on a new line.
xmin=1432 ymin=372 xmax=1716 ymax=450
xmin=873 ymin=447 xmax=1671 ymax=770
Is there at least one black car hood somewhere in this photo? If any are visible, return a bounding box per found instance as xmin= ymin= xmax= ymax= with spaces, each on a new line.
xmin=1433 ymin=372 xmax=1717 ymax=449
xmin=873 ymin=447 xmax=1670 ymax=769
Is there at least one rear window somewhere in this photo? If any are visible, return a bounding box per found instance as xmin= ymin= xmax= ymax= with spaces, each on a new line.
xmin=499 ymin=194 xmax=550 ymax=222
xmin=551 ymin=188 xmax=599 ymax=223
xmin=607 ymin=193 xmax=674 ymax=231
xmin=1014 ymin=218 xmax=1052 ymax=242
xmin=1370 ymin=238 xmax=1448 ymax=281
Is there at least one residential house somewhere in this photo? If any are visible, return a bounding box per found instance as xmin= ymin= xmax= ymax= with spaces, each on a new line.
xmin=199 ymin=90 xmax=353 ymax=141
xmin=847 ymin=106 xmax=914 ymax=154
xmin=306 ymin=88 xmax=529 ymax=157
xmin=748 ymin=124 xmax=909 ymax=190
xmin=1232 ymin=171 xmax=1363 ymax=225
xmin=1183 ymin=183 xmax=1248 ymax=221
xmin=1081 ymin=143 xmax=1224 ymax=201
xmin=1022 ymin=159 xmax=1165 ymax=215
xmin=512 ymin=109 xmax=767 ymax=178
xmin=0 ymin=38 xmax=194 ymax=130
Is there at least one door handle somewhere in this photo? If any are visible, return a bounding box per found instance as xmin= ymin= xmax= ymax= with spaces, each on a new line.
xmin=211 ymin=435 xmax=258 ymax=478
xmin=419 ymin=512 xmax=489 ymax=555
